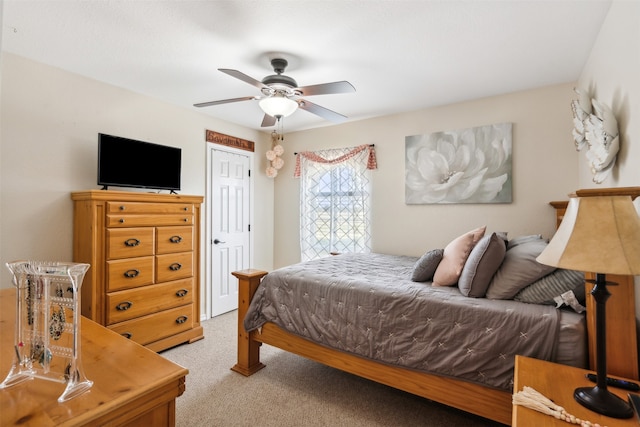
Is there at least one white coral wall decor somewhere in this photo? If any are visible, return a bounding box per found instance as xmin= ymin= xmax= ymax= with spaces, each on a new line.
xmin=571 ymin=88 xmax=619 ymax=184
xmin=570 ymin=88 xmax=592 ymax=151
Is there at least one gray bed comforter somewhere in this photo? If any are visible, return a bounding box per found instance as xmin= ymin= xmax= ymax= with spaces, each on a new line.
xmin=244 ymin=253 xmax=560 ymax=390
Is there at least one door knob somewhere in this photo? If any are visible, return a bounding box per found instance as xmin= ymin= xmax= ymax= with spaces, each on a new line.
xmin=213 ymin=239 xmax=226 ymax=244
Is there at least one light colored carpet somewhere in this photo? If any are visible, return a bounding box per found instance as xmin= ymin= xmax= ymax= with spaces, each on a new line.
xmin=161 ymin=311 xmax=505 ymax=427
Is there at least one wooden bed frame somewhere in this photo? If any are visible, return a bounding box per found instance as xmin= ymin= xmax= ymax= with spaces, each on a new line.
xmin=231 ymin=187 xmax=639 ymax=425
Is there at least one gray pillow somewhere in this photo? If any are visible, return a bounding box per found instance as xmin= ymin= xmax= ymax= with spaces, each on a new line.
xmin=507 ymin=234 xmax=543 ymax=250
xmin=514 ymin=269 xmax=585 ymax=304
xmin=485 ymin=236 xmax=556 ymax=299
xmin=458 ymin=233 xmax=507 ymax=297
xmin=495 ymin=231 xmax=509 ymax=243
xmin=411 ymin=249 xmax=444 ymax=282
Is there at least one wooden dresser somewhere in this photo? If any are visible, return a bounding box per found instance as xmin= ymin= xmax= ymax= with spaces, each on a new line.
xmin=71 ymin=190 xmax=204 ymax=352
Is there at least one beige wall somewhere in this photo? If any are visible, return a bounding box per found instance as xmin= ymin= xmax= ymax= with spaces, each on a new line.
xmin=273 ymin=83 xmax=579 ymax=268
xmin=0 ymin=53 xmax=275 ymax=298
xmin=0 ymin=1 xmax=4 ymax=275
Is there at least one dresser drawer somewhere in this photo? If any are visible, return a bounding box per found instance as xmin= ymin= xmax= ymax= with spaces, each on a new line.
xmin=106 ymin=256 xmax=155 ymax=291
xmin=157 ymin=226 xmax=194 ymax=254
xmin=107 ymin=228 xmax=155 ymax=260
xmin=106 ymin=278 xmax=194 ymax=324
xmin=107 ymin=202 xmax=193 ymax=215
xmin=156 ymin=252 xmax=193 ymax=282
xmin=107 ymin=214 xmax=193 ymax=228
xmin=108 ymin=304 xmax=194 ymax=346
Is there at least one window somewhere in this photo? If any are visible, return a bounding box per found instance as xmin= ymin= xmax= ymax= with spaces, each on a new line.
xmin=296 ymin=145 xmax=376 ymax=261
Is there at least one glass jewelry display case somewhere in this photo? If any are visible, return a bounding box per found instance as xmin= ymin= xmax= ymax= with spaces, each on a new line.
xmin=0 ymin=261 xmax=92 ymax=402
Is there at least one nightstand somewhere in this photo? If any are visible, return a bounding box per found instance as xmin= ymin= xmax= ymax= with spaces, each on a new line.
xmin=513 ymin=356 xmax=639 ymax=426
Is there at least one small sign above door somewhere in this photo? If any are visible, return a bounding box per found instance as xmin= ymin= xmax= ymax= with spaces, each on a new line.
xmin=206 ymin=130 xmax=254 ymax=152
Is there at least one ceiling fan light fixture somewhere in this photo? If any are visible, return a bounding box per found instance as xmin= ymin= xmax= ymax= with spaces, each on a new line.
xmin=259 ymin=96 xmax=298 ymax=118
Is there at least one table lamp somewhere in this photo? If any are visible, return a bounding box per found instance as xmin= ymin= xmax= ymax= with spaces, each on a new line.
xmin=537 ymin=195 xmax=640 ymax=418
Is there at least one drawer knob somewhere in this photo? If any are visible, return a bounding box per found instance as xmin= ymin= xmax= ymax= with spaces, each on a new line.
xmin=176 ymin=289 xmax=189 ymax=297
xmin=121 ymin=332 xmax=132 ymax=339
xmin=176 ymin=315 xmax=188 ymax=324
xmin=169 ymin=263 xmax=182 ymax=271
xmin=124 ymin=238 xmax=141 ymax=247
xmin=124 ymin=269 xmax=140 ymax=278
xmin=119 ymin=206 xmax=126 ymax=211
xmin=116 ymin=301 xmax=133 ymax=311
xmin=183 ymin=218 xmax=188 ymax=222
xmin=119 ymin=218 xmax=125 ymax=224
xmin=169 ymin=235 xmax=183 ymax=244
xmin=183 ymin=207 xmax=188 ymax=211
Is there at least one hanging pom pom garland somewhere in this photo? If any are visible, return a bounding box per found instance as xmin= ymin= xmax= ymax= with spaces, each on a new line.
xmin=513 ymin=387 xmax=607 ymax=427
xmin=266 ymin=165 xmax=278 ymax=178
xmin=266 ymin=129 xmax=284 ymax=178
xmin=271 ymin=156 xmax=284 ymax=170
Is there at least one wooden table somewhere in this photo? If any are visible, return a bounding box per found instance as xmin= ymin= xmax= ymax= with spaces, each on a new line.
xmin=513 ymin=355 xmax=639 ymax=426
xmin=0 ymin=288 xmax=188 ymax=426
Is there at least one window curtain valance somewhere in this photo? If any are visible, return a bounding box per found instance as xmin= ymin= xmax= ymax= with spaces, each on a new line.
xmin=296 ymin=144 xmax=376 ymax=261
xmin=294 ymin=144 xmax=377 ymax=177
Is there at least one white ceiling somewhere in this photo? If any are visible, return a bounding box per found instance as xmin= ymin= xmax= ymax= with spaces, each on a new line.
xmin=1 ymin=0 xmax=612 ymax=133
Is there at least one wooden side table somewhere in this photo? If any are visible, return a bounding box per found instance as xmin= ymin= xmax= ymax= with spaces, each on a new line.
xmin=513 ymin=355 xmax=639 ymax=426
xmin=0 ymin=288 xmax=188 ymax=426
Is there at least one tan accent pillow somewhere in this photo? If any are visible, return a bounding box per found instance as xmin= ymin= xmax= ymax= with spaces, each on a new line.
xmin=433 ymin=226 xmax=486 ymax=286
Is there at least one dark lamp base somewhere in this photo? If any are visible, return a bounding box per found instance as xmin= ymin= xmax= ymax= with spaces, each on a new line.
xmin=574 ymin=386 xmax=633 ymax=419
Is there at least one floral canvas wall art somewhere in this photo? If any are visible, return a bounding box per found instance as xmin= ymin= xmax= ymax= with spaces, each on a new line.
xmin=405 ymin=123 xmax=512 ymax=204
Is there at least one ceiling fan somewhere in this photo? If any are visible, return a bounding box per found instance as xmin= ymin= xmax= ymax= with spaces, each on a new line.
xmin=194 ymin=58 xmax=355 ymax=127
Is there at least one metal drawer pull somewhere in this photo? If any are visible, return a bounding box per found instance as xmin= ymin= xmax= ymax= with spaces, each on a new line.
xmin=119 ymin=218 xmax=125 ymax=224
xmin=183 ymin=218 xmax=188 ymax=222
xmin=124 ymin=238 xmax=141 ymax=247
xmin=116 ymin=301 xmax=133 ymax=311
xmin=175 ymin=315 xmax=188 ymax=324
xmin=169 ymin=263 xmax=182 ymax=271
xmin=124 ymin=269 xmax=140 ymax=278
xmin=119 ymin=206 xmax=126 ymax=211
xmin=169 ymin=235 xmax=183 ymax=244
xmin=176 ymin=289 xmax=189 ymax=297
xmin=121 ymin=332 xmax=132 ymax=339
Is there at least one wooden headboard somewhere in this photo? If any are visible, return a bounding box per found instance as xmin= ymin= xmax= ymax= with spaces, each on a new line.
xmin=550 ymin=186 xmax=640 ymax=380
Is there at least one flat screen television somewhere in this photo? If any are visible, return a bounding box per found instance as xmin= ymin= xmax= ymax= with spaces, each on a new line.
xmin=97 ymin=133 xmax=181 ymax=192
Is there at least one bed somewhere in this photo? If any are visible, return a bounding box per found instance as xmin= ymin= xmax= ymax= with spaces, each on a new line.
xmin=231 ymin=188 xmax=639 ymax=425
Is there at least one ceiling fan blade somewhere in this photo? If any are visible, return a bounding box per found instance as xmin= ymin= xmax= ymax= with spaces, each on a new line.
xmin=193 ymin=96 xmax=255 ymax=108
xmin=297 ymin=99 xmax=348 ymax=123
xmin=296 ymin=81 xmax=355 ymax=96
xmin=219 ymin=69 xmax=270 ymax=91
xmin=261 ymin=114 xmax=277 ymax=128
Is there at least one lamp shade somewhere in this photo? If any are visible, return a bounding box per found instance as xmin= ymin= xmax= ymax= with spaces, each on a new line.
xmin=259 ymin=96 xmax=298 ymax=118
xmin=537 ymin=195 xmax=640 ymax=275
